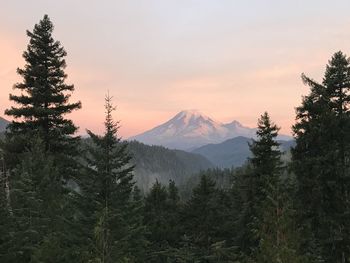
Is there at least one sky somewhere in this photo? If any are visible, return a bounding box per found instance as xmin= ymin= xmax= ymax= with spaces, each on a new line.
xmin=1 ymin=1 xmax=350 ymax=137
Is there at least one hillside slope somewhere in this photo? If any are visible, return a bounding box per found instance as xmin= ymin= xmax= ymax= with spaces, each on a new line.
xmin=192 ymin=136 xmax=295 ymax=168
xmin=0 ymin=117 xmax=9 ymax=133
xmin=127 ymin=140 xmax=213 ymax=192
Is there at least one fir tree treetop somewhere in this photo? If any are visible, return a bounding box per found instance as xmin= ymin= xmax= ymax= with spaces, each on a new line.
xmin=5 ymin=14 xmax=81 ymax=153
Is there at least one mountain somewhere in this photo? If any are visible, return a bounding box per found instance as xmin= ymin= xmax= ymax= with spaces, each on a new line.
xmin=0 ymin=117 xmax=9 ymax=133
xmin=130 ymin=110 xmax=292 ymax=150
xmin=192 ymin=136 xmax=295 ymax=168
xmin=127 ymin=140 xmax=214 ymax=192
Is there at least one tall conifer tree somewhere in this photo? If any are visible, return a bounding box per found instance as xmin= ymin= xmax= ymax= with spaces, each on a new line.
xmin=236 ymin=112 xmax=282 ymax=259
xmin=143 ymin=180 xmax=183 ymax=262
xmin=81 ymin=94 xmax=145 ymax=262
xmin=0 ymin=148 xmax=12 ymax=261
xmin=4 ymin=14 xmax=81 ymax=159
xmin=181 ymin=174 xmax=235 ymax=262
xmin=234 ymin=112 xmax=302 ymax=262
xmin=144 ymin=180 xmax=171 ymax=262
xmin=2 ymin=15 xmax=82 ymax=262
xmin=2 ymin=138 xmax=79 ymax=262
xmin=293 ymin=51 xmax=350 ymax=262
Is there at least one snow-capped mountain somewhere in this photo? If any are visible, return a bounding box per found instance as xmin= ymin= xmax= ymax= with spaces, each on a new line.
xmin=129 ymin=110 xmax=291 ymax=150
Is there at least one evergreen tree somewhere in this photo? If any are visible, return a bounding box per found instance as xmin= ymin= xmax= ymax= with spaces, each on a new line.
xmin=10 ymin=166 xmax=41 ymax=262
xmin=1 ymin=15 xmax=83 ymax=262
xmin=293 ymin=51 xmax=350 ymax=263
xmin=81 ymin=94 xmax=145 ymax=262
xmin=127 ymin=186 xmax=148 ymax=261
xmin=4 ymin=14 xmax=81 ymax=165
xmin=144 ymin=180 xmax=173 ymax=262
xmin=233 ymin=112 xmax=302 ymax=262
xmin=234 ymin=112 xmax=281 ymax=259
xmin=249 ymin=112 xmax=282 ymax=242
xmin=0 ymin=148 xmax=12 ymax=262
xmin=182 ymin=174 xmax=236 ymax=262
xmin=255 ymin=172 xmax=303 ymax=263
xmin=292 ymin=71 xmax=330 ymax=262
xmin=184 ymin=174 xmax=218 ymax=257
xmin=231 ymin=165 xmax=256 ymax=260
xmin=166 ymin=180 xmax=182 ymax=247
xmin=249 ymin=112 xmax=282 ymax=185
xmin=2 ymin=138 xmax=79 ymax=262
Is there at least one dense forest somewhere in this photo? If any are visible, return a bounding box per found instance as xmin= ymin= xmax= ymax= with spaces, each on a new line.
xmin=1 ymin=15 xmax=350 ymax=263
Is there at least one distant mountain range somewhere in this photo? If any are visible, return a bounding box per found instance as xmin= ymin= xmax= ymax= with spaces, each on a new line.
xmin=0 ymin=117 xmax=10 ymax=138
xmin=192 ymin=136 xmax=295 ymax=168
xmin=0 ymin=114 xmax=295 ymax=191
xmin=0 ymin=117 xmax=9 ymax=133
xmin=129 ymin=110 xmax=292 ymax=150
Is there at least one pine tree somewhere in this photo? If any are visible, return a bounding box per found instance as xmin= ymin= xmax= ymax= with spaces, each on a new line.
xmin=0 ymin=148 xmax=12 ymax=262
xmin=292 ymin=70 xmax=330 ymax=262
xmin=81 ymin=94 xmax=145 ymax=262
xmin=293 ymin=51 xmax=350 ymax=262
xmin=4 ymin=14 xmax=81 ymax=163
xmin=168 ymin=180 xmax=180 ymax=206
xmin=182 ymin=174 xmax=235 ymax=262
xmin=249 ymin=112 xmax=282 ymax=238
xmin=127 ymin=186 xmax=148 ymax=261
xmin=255 ymin=171 xmax=303 ymax=263
xmin=144 ymin=180 xmax=171 ymax=262
xmin=323 ymin=52 xmax=350 ymax=171
xmin=184 ymin=174 xmax=218 ymax=256
xmin=9 ymin=148 xmax=47 ymax=262
xmin=234 ymin=112 xmax=281 ymax=259
xmin=322 ymin=53 xmax=350 ymax=263
xmin=233 ymin=112 xmax=302 ymax=262
xmin=2 ymin=138 xmax=75 ymax=262
xmin=166 ymin=180 xmax=182 ymax=247
xmin=1 ymin=15 xmax=83 ymax=261
xmin=249 ymin=112 xmax=282 ymax=183
xmin=231 ymin=165 xmax=256 ymax=260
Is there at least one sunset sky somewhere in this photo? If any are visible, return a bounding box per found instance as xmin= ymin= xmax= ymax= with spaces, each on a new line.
xmin=1 ymin=1 xmax=350 ymax=137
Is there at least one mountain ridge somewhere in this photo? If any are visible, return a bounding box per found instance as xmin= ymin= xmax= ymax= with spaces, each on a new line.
xmin=192 ymin=136 xmax=295 ymax=168
xmin=129 ymin=110 xmax=292 ymax=150
xmin=0 ymin=117 xmax=10 ymax=133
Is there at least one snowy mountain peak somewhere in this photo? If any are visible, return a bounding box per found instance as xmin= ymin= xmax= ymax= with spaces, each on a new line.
xmin=129 ymin=110 xmax=257 ymax=150
xmin=129 ymin=110 xmax=292 ymax=150
xmin=176 ymin=109 xmax=203 ymax=117
xmin=173 ymin=110 xmax=216 ymax=124
xmin=224 ymin=120 xmax=243 ymax=127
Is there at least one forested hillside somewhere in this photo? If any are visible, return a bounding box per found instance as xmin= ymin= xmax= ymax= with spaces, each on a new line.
xmin=127 ymin=140 xmax=213 ymax=192
xmin=192 ymin=136 xmax=295 ymax=168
